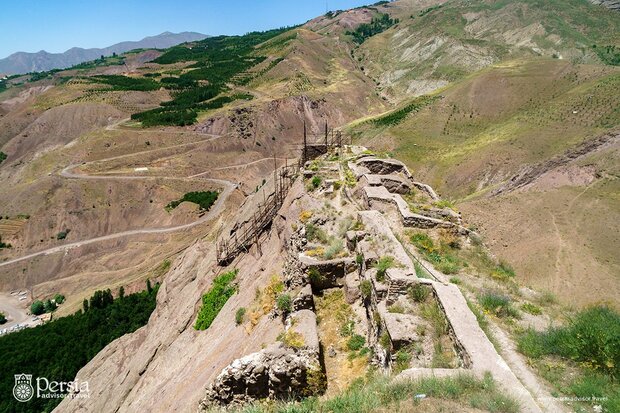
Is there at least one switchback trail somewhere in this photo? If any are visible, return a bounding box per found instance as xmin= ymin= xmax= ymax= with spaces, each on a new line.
xmin=0 ymin=132 xmax=237 ymax=268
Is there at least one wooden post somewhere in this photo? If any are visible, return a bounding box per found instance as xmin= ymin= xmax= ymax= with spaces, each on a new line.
xmin=303 ymin=120 xmax=307 ymax=164
xmin=324 ymin=121 xmax=328 ymax=149
xmin=273 ymin=153 xmax=277 ymax=203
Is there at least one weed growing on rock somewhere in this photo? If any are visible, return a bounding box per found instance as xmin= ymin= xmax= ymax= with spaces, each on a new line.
xmin=235 ymin=307 xmax=246 ymax=325
xmin=374 ymin=256 xmax=395 ymax=282
xmin=276 ymin=294 xmax=292 ymax=314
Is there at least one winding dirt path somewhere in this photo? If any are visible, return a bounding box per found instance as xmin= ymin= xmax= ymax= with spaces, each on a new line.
xmin=0 ymin=130 xmax=238 ymax=268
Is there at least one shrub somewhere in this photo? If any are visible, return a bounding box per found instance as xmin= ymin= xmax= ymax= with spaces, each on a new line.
xmin=56 ymin=229 xmax=70 ymax=240
xmin=235 ymin=307 xmax=246 ymax=325
xmin=521 ymin=303 xmax=542 ymax=315
xmin=339 ymin=320 xmax=355 ymax=337
xmin=408 ymin=284 xmax=431 ymax=303
xmin=347 ymin=334 xmax=366 ymax=351
xmin=394 ymin=349 xmax=412 ymax=373
xmin=323 ymin=238 xmax=344 ymax=260
xmin=305 ymin=223 xmax=329 ymax=244
xmin=410 ymin=232 xmax=435 ymax=252
xmin=308 ymin=268 xmax=324 ymax=285
xmin=437 ymin=258 xmax=461 ymax=275
xmin=195 ymin=269 xmax=238 ymax=330
xmin=356 ymin=253 xmax=364 ymax=266
xmin=518 ymin=306 xmax=620 ymax=378
xmin=299 ymin=210 xmax=312 ymax=223
xmin=54 ymin=294 xmax=65 ymax=305
xmin=491 ymin=261 xmax=516 ymax=280
xmin=360 ymin=280 xmax=372 ymax=301
xmin=538 ymin=291 xmax=558 ymax=306
xmin=44 ymin=299 xmax=57 ymax=313
xmin=30 ymin=300 xmax=45 ymax=315
xmin=374 ymin=256 xmax=395 ymax=282
xmin=0 ymin=312 xmax=6 ymax=324
xmin=479 ymin=292 xmax=519 ymax=318
xmin=311 ymin=175 xmax=322 ymax=189
xmin=410 ymin=232 xmax=463 ymax=274
xmin=276 ymin=294 xmax=292 ymax=313
xmin=380 ymin=332 xmax=391 ymax=350
xmin=370 ymin=95 xmax=436 ymax=126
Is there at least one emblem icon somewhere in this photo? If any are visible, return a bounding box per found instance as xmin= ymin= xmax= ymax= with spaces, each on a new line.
xmin=13 ymin=374 xmax=34 ymax=402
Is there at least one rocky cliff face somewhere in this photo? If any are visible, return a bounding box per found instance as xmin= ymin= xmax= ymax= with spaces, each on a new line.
xmin=57 ymin=146 xmax=560 ymax=412
xmin=54 ymin=211 xmax=290 ymax=412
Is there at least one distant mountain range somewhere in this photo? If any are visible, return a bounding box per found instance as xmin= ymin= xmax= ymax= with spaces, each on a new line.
xmin=0 ymin=31 xmax=209 ymax=75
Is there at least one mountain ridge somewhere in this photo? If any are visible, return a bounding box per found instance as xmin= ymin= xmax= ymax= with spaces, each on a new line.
xmin=0 ymin=31 xmax=208 ymax=75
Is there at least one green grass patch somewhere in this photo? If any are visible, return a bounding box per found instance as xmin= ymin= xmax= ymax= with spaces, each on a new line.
xmin=409 ymin=232 xmax=463 ymax=275
xmin=408 ymin=283 xmax=431 ymax=303
xmin=230 ymin=372 xmax=518 ymax=413
xmin=371 ymin=95 xmax=438 ymax=127
xmin=518 ymin=306 xmax=620 ymax=378
xmin=166 ymin=191 xmax=218 ymax=211
xmin=347 ymin=334 xmax=366 ymax=351
xmin=195 ymin=269 xmax=238 ymax=330
xmin=491 ymin=261 xmax=516 ymax=280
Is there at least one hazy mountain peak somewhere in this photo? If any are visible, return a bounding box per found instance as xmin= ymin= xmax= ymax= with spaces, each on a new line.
xmin=0 ymin=31 xmax=209 ymax=75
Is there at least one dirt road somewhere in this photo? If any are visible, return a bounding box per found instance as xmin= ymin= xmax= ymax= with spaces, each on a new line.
xmin=0 ymin=292 xmax=35 ymax=332
xmin=0 ymin=130 xmax=237 ymax=269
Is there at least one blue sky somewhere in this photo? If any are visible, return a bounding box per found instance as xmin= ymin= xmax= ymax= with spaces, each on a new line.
xmin=0 ymin=0 xmax=374 ymax=58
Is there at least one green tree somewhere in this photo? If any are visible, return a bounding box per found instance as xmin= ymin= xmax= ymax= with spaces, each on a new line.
xmin=31 ymin=300 xmax=45 ymax=315
xmin=54 ymin=294 xmax=65 ymax=304
xmin=44 ymin=299 xmax=57 ymax=313
xmin=0 ymin=312 xmax=6 ymax=324
xmin=119 ymin=286 xmax=125 ymax=299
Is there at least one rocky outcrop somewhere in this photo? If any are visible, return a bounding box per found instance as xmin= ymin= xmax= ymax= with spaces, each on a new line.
xmin=199 ymin=344 xmax=322 ymax=408
xmin=357 ymin=157 xmax=412 ymax=177
xmin=199 ymin=309 xmax=324 ymax=408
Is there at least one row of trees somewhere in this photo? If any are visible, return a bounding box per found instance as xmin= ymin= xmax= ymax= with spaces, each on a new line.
xmin=130 ymin=28 xmax=288 ymax=127
xmin=0 ymin=282 xmax=159 ymax=412
xmin=30 ymin=294 xmax=65 ymax=315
